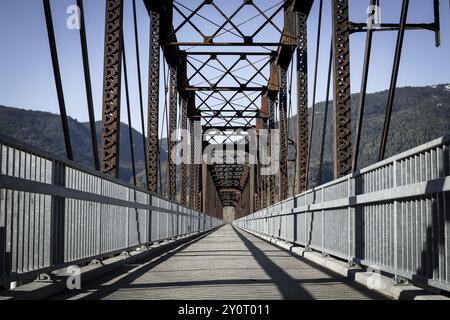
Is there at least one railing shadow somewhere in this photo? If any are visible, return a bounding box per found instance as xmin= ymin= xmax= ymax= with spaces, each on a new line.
xmin=53 ymin=230 xmax=214 ymax=300
xmin=233 ymin=226 xmax=314 ymax=300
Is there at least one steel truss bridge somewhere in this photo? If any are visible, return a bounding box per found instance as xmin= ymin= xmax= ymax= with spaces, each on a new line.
xmin=0 ymin=0 xmax=449 ymax=300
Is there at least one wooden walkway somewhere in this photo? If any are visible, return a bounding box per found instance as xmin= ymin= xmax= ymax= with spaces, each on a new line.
xmin=54 ymin=225 xmax=387 ymax=300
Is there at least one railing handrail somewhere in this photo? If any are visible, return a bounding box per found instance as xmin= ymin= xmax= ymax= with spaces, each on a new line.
xmin=235 ymin=135 xmax=450 ymax=293
xmin=0 ymin=133 xmax=223 ymax=285
xmin=0 ymin=133 xmax=201 ymax=211
xmin=256 ymin=134 xmax=450 ymax=213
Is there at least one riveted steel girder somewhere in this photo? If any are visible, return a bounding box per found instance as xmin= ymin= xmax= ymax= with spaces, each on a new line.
xmin=100 ymin=0 xmax=124 ymax=177
xmin=168 ymin=66 xmax=177 ymax=201
xmin=146 ymin=10 xmax=160 ymax=193
xmin=278 ymin=66 xmax=288 ymax=201
xmin=332 ymin=0 xmax=352 ymax=178
xmin=295 ymin=12 xmax=309 ymax=194
xmin=181 ymin=98 xmax=188 ymax=205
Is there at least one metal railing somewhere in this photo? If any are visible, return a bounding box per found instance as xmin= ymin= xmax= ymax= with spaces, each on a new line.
xmin=0 ymin=134 xmax=222 ymax=285
xmin=235 ymin=136 xmax=450 ymax=292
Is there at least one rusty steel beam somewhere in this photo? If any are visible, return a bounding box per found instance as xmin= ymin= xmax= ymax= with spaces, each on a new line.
xmin=168 ymin=66 xmax=178 ymax=201
xmin=258 ymin=94 xmax=269 ymax=209
xmin=100 ymin=0 xmax=124 ymax=177
xmin=147 ymin=10 xmax=160 ymax=193
xmin=196 ymin=156 xmax=202 ymax=211
xmin=180 ymin=98 xmax=188 ymax=206
xmin=295 ymin=11 xmax=309 ymax=194
xmin=332 ymin=0 xmax=352 ymax=178
xmin=268 ymin=96 xmax=276 ymax=206
xmin=189 ymin=119 xmax=196 ymax=208
xmin=278 ymin=66 xmax=289 ymax=201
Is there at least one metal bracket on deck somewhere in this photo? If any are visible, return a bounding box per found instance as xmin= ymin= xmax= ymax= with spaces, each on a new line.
xmin=36 ymin=273 xmax=54 ymax=282
xmin=89 ymin=259 xmax=104 ymax=266
xmin=393 ymin=275 xmax=409 ymax=286
xmin=136 ymin=245 xmax=149 ymax=251
xmin=120 ymin=251 xmax=131 ymax=257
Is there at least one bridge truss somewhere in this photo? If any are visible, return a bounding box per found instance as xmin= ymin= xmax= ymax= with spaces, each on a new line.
xmin=43 ymin=0 xmax=442 ymax=219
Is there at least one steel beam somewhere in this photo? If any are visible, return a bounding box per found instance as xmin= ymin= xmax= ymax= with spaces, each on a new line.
xmin=268 ymin=96 xmax=276 ymax=206
xmin=249 ymin=165 xmax=255 ymax=214
xmin=295 ymin=11 xmax=309 ymax=194
xmin=189 ymin=119 xmax=196 ymax=208
xmin=279 ymin=67 xmax=289 ymax=201
xmin=147 ymin=10 xmax=160 ymax=192
xmin=379 ymin=0 xmax=409 ymax=162
xmin=332 ymin=0 xmax=352 ymax=178
xmin=202 ymin=162 xmax=208 ymax=214
xmin=100 ymin=0 xmax=124 ymax=177
xmin=168 ymin=66 xmax=177 ymax=201
xmin=43 ymin=0 xmax=73 ymax=162
xmin=181 ymin=98 xmax=188 ymax=206
xmin=78 ymin=0 xmax=100 ymax=170
xmin=353 ymin=0 xmax=376 ymax=171
xmin=196 ymin=148 xmax=202 ymax=211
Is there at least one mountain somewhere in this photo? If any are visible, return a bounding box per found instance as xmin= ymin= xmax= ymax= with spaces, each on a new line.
xmin=285 ymin=84 xmax=450 ymax=190
xmin=1 ymin=84 xmax=449 ymax=191
xmin=0 ymin=105 xmax=168 ymax=184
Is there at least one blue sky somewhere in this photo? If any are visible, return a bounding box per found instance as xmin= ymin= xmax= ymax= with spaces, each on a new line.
xmin=0 ymin=0 xmax=449 ymax=135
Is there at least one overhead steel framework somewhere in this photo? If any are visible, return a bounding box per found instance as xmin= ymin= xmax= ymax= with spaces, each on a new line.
xmin=41 ymin=0 xmax=444 ymax=219
xmin=141 ymin=0 xmax=314 ymax=216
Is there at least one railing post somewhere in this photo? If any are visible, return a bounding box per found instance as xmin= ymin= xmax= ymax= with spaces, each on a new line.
xmin=347 ymin=176 xmax=352 ymax=262
xmin=50 ymin=160 xmax=65 ymax=266
xmin=322 ymin=186 xmax=325 ymax=254
xmin=149 ymin=195 xmax=153 ymax=242
xmin=393 ymin=159 xmax=399 ymax=282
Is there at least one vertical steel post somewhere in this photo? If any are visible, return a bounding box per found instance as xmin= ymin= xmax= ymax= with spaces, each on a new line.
xmin=132 ymin=0 xmax=149 ymax=187
xmin=78 ymin=0 xmax=100 ymax=170
xmin=181 ymin=99 xmax=188 ymax=206
xmin=196 ymin=163 xmax=202 ymax=211
xmin=353 ymin=0 xmax=376 ymax=171
xmin=268 ymin=97 xmax=276 ymax=206
xmin=50 ymin=161 xmax=66 ymax=265
xmin=100 ymin=0 xmax=124 ymax=177
xmin=168 ymin=66 xmax=177 ymax=201
xmin=332 ymin=0 xmax=352 ymax=178
xmin=189 ymin=119 xmax=196 ymax=208
xmin=147 ymin=10 xmax=161 ymax=192
xmin=295 ymin=11 xmax=309 ymax=194
xmin=122 ymin=44 xmax=137 ymax=185
xmin=202 ymin=162 xmax=208 ymax=214
xmin=249 ymin=165 xmax=255 ymax=214
xmin=378 ymin=0 xmax=409 ymax=161
xmin=43 ymin=0 xmax=74 ymax=161
xmin=279 ymin=67 xmax=289 ymax=201
xmin=318 ymin=44 xmax=333 ymax=185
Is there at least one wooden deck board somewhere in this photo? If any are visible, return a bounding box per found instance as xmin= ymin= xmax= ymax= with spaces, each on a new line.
xmin=54 ymin=225 xmax=387 ymax=300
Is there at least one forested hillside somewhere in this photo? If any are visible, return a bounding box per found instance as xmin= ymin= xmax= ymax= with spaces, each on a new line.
xmin=1 ymin=84 xmax=449 ymax=193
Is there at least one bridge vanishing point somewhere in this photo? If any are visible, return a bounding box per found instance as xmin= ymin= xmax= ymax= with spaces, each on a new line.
xmin=0 ymin=0 xmax=449 ymax=300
